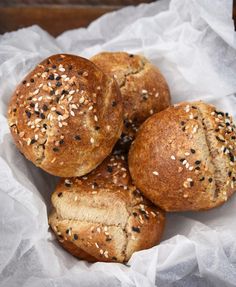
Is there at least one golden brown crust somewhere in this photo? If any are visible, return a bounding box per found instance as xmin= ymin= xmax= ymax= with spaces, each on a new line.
xmin=8 ymin=54 xmax=123 ymax=177
xmin=128 ymin=101 xmax=236 ymax=211
xmin=91 ymin=52 xmax=171 ymax=150
xmin=49 ymin=153 xmax=165 ymax=263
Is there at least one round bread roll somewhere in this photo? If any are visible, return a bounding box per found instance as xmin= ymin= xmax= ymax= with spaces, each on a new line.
xmin=129 ymin=101 xmax=236 ymax=211
xmin=49 ymin=152 xmax=165 ymax=263
xmin=8 ymin=54 xmax=123 ymax=177
xmin=91 ymin=52 xmax=171 ymax=150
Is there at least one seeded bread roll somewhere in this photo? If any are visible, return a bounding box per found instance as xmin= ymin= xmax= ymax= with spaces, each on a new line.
xmin=91 ymin=52 xmax=171 ymax=150
xmin=49 ymin=152 xmax=165 ymax=263
xmin=8 ymin=54 xmax=123 ymax=177
xmin=128 ymin=102 xmax=236 ymax=211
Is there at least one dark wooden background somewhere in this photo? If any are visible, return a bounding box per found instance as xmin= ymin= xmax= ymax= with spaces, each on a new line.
xmin=0 ymin=0 xmax=153 ymax=36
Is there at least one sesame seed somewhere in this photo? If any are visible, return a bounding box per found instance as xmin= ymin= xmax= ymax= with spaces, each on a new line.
xmin=155 ymin=92 xmax=159 ymax=98
xmin=152 ymin=171 xmax=159 ymax=176
xmin=132 ymin=227 xmax=140 ymax=233
xmin=171 ymin=155 xmax=176 ymax=160
xmin=79 ymin=96 xmax=85 ymax=104
xmin=74 ymin=196 xmax=78 ymax=201
xmin=94 ymin=115 xmax=98 ymax=122
xmin=59 ymin=67 xmax=65 ymax=72
xmin=95 ymin=243 xmax=99 ymax=249
xmin=90 ymin=137 xmax=95 ymax=144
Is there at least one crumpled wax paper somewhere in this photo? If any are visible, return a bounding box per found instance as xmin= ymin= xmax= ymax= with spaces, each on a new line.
xmin=0 ymin=0 xmax=236 ymax=286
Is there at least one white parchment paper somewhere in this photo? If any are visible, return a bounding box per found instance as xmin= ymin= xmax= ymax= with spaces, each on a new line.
xmin=1 ymin=0 xmax=236 ymax=286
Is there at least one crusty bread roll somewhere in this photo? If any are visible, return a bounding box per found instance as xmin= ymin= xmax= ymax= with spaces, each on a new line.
xmin=129 ymin=102 xmax=236 ymax=211
xmin=91 ymin=52 xmax=171 ymax=150
xmin=8 ymin=54 xmax=123 ymax=177
xmin=49 ymin=152 xmax=165 ymax=263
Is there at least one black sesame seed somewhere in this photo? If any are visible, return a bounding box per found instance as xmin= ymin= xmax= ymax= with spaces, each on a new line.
xmin=132 ymin=212 xmax=138 ymax=217
xmin=34 ymin=111 xmax=40 ymax=115
xmin=195 ymin=160 xmax=201 ymax=165
xmin=190 ymin=149 xmax=196 ymax=154
xmin=30 ymin=78 xmax=34 ymax=83
xmin=13 ymin=108 xmax=17 ymax=112
xmin=107 ymin=165 xmax=113 ymax=173
xmin=58 ymin=192 xmax=63 ymax=197
xmin=30 ymin=139 xmax=37 ymax=145
xmin=22 ymin=80 xmax=27 ymax=84
xmin=56 ymin=82 xmax=62 ymax=87
xmin=208 ymin=178 xmax=213 ymax=183
xmin=226 ymin=113 xmax=229 ymax=117
xmin=200 ymin=176 xmax=205 ymax=181
xmin=56 ymin=97 xmax=60 ymax=103
xmin=229 ymin=152 xmax=234 ymax=162
xmin=226 ymin=122 xmax=230 ymax=127
xmin=65 ymin=183 xmax=71 ymax=187
xmin=233 ymin=177 xmax=236 ymax=182
xmin=77 ymin=70 xmax=83 ymax=76
xmin=42 ymin=104 xmax=48 ymax=111
xmin=59 ymin=139 xmax=64 ymax=145
xmin=61 ymin=89 xmax=69 ymax=95
xmin=66 ymin=229 xmax=70 ymax=234
xmin=30 ymin=103 xmax=35 ymax=108
xmin=73 ymin=234 xmax=78 ymax=240
xmin=112 ymin=101 xmax=117 ymax=107
xmin=182 ymin=127 xmax=186 ymax=132
xmin=55 ymin=76 xmax=61 ymax=81
xmin=231 ymin=136 xmax=236 ymax=140
xmin=95 ymin=126 xmax=100 ymax=130
xmin=194 ymin=116 xmax=198 ymax=120
xmin=40 ymin=113 xmax=45 ymax=119
xmin=132 ymin=227 xmax=140 ymax=233
xmin=180 ymin=121 xmax=185 ymax=126
xmin=43 ymin=123 xmax=47 ymax=129
xmin=53 ymin=147 xmax=59 ymax=152
xmin=106 ymin=237 xmax=112 ymax=241
xmin=48 ymin=74 xmax=54 ymax=80
xmin=52 ymin=65 xmax=56 ymax=69
xmin=55 ymin=110 xmax=62 ymax=116
xmin=74 ymin=135 xmax=81 ymax=141
xmin=129 ymin=54 xmax=134 ymax=57
xmin=68 ymin=65 xmax=73 ymax=70
xmin=228 ymin=171 xmax=232 ymax=177
xmin=50 ymin=90 xmax=55 ymax=95
xmin=27 ymin=96 xmax=33 ymax=100
xmin=192 ymin=106 xmax=197 ymax=109
xmin=25 ymin=110 xmax=31 ymax=118
xmin=140 ymin=209 xmax=146 ymax=215
xmin=195 ymin=166 xmax=200 ymax=170
xmin=180 ymin=158 xmax=185 ymax=162
xmin=190 ymin=181 xmax=194 ymax=187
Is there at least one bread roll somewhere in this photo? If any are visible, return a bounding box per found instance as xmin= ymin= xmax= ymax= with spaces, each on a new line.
xmin=129 ymin=102 xmax=236 ymax=211
xmin=91 ymin=52 xmax=170 ymax=150
xmin=8 ymin=54 xmax=123 ymax=177
xmin=49 ymin=152 xmax=165 ymax=263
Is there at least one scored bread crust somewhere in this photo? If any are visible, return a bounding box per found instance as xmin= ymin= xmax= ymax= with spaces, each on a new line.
xmin=49 ymin=153 xmax=165 ymax=263
xmin=8 ymin=54 xmax=123 ymax=177
xmin=91 ymin=52 xmax=171 ymax=149
xmin=128 ymin=101 xmax=236 ymax=211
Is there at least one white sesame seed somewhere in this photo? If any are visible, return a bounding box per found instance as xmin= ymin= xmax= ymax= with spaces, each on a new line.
xmin=59 ymin=67 xmax=65 ymax=72
xmin=149 ymin=109 xmax=154 ymax=115
xmin=171 ymin=155 xmax=176 ymax=160
xmin=33 ymin=89 xmax=39 ymax=95
xmin=152 ymin=171 xmax=159 ymax=176
xmin=88 ymin=106 xmax=93 ymax=111
xmin=183 ymin=160 xmax=187 ymax=165
xmin=95 ymin=243 xmax=99 ymax=249
xmin=187 ymin=178 xmax=193 ymax=182
xmin=97 ymin=227 xmax=101 ymax=233
xmin=94 ymin=115 xmax=98 ymax=122
xmin=69 ymin=90 xmax=75 ymax=95
xmin=70 ymin=111 xmax=75 ymax=117
xmin=99 ymin=249 xmax=104 ymax=255
xmin=90 ymin=137 xmax=95 ymax=144
xmin=79 ymin=96 xmax=85 ymax=104
xmin=74 ymin=196 xmax=78 ymax=201
xmin=155 ymin=92 xmax=159 ymax=98
xmin=58 ymin=122 xmax=63 ymax=128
